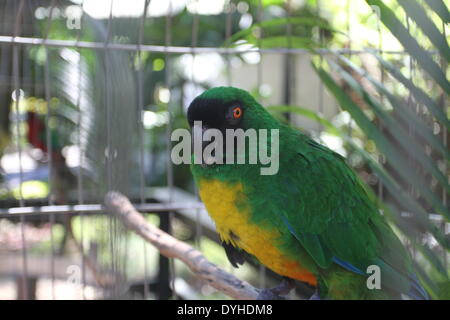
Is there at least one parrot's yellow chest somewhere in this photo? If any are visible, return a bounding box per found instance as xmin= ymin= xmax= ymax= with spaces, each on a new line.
xmin=198 ymin=178 xmax=317 ymax=286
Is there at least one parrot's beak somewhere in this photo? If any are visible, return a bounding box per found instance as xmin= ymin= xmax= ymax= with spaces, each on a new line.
xmin=200 ymin=126 xmax=210 ymax=168
xmin=191 ymin=124 xmax=210 ymax=167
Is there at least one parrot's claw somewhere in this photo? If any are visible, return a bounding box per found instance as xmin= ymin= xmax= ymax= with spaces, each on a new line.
xmin=256 ymin=278 xmax=295 ymax=300
xmin=256 ymin=288 xmax=287 ymax=300
xmin=309 ymin=291 xmax=321 ymax=300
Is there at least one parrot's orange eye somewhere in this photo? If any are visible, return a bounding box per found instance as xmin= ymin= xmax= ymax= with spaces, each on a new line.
xmin=233 ymin=107 xmax=242 ymax=119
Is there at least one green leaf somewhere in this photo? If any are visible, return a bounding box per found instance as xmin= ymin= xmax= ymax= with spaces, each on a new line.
xmin=313 ymin=63 xmax=450 ymax=220
xmin=337 ymin=53 xmax=450 ymax=162
xmin=415 ymin=242 xmax=449 ymax=279
xmin=225 ymin=17 xmax=340 ymax=48
xmin=267 ymin=105 xmax=339 ymax=134
xmin=412 ymin=259 xmax=440 ymax=299
xmin=259 ymin=36 xmax=318 ymax=49
xmin=371 ymin=51 xmax=450 ymax=131
xmin=366 ymin=0 xmax=450 ymax=94
xmin=424 ymin=0 xmax=450 ymax=23
xmin=345 ymin=142 xmax=450 ymax=251
xmin=437 ymin=281 xmax=450 ymax=299
xmin=398 ymin=0 xmax=450 ymax=62
xmin=327 ymin=58 xmax=450 ymax=195
xmin=248 ymin=0 xmax=285 ymax=6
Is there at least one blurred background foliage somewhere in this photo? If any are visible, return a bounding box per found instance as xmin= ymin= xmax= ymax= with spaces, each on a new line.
xmin=0 ymin=0 xmax=448 ymax=299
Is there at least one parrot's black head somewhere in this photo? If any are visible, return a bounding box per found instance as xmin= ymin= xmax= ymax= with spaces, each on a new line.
xmin=187 ymin=87 xmax=246 ymax=132
xmin=187 ymin=86 xmax=277 ymax=132
xmin=187 ymin=87 xmax=279 ymax=168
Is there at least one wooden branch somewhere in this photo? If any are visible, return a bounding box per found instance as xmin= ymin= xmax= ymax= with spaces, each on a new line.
xmin=104 ymin=191 xmax=260 ymax=300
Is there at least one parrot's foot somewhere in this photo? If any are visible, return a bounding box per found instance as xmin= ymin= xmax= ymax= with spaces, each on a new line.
xmin=309 ymin=291 xmax=321 ymax=300
xmin=256 ymin=278 xmax=295 ymax=300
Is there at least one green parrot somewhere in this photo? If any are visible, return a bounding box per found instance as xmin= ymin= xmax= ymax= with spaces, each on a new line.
xmin=187 ymin=86 xmax=428 ymax=300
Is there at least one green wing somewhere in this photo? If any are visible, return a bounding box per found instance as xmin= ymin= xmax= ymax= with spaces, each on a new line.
xmin=275 ymin=131 xmax=422 ymax=297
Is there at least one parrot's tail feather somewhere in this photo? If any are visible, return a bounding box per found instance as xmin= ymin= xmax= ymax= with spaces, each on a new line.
xmin=331 ymin=256 xmax=365 ymax=275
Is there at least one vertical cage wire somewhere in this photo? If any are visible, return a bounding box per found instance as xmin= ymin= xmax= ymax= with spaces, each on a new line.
xmin=103 ymin=0 xmax=116 ymax=298
xmin=164 ymin=0 xmax=176 ymax=299
xmin=225 ymin=0 xmax=233 ymax=86
xmin=256 ymin=0 xmax=263 ymax=94
xmin=375 ymin=2 xmax=385 ymax=208
xmin=12 ymin=0 xmax=25 ymax=213
xmin=284 ymin=0 xmax=294 ymax=126
xmin=439 ymin=21 xmax=448 ymax=270
xmin=256 ymin=0 xmax=267 ymax=290
xmin=189 ymin=0 xmax=204 ymax=254
xmin=43 ymin=0 xmax=57 ymax=299
xmin=286 ymin=0 xmax=294 ymax=294
xmin=12 ymin=0 xmax=28 ymax=300
xmin=405 ymin=12 xmax=416 ymax=258
xmin=346 ymin=0 xmax=353 ymax=138
xmin=316 ymin=0 xmax=324 ymax=135
xmin=223 ymin=0 xmax=235 ymax=281
xmin=137 ymin=0 xmax=151 ymax=300
xmin=75 ymin=0 xmax=87 ymax=300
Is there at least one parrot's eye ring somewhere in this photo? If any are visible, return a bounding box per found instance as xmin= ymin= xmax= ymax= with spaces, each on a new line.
xmin=225 ymin=104 xmax=243 ymax=125
xmin=232 ymin=107 xmax=242 ymax=119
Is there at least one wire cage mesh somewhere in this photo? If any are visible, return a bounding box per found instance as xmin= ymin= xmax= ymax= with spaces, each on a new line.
xmin=0 ymin=0 xmax=448 ymax=300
